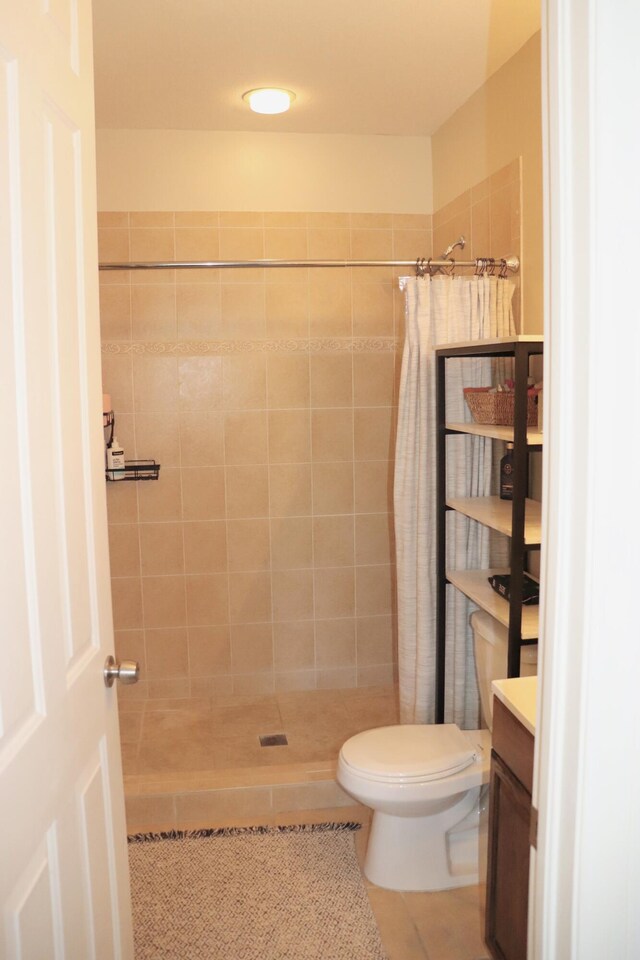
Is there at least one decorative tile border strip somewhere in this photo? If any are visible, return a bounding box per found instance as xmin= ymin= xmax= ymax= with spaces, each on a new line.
xmin=101 ymin=337 xmax=401 ymax=356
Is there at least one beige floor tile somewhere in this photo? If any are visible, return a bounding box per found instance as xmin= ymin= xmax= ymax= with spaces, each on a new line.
xmin=131 ymin=685 xmax=404 ymax=781
xmin=175 ymin=785 xmax=273 ymax=825
xmin=179 ymin=813 xmax=277 ymax=830
xmin=271 ymin=779 xmax=353 ymax=813
xmin=145 ymin=697 xmax=212 ymax=712
xmin=125 ymin=794 xmax=177 ymax=833
xmin=353 ymin=815 xmax=372 ymax=870
xmin=123 ymin=774 xmax=140 ymax=795
xmin=118 ymin=713 xmax=143 ymax=744
xmin=139 ymin=711 xmax=218 ymax=741
xmin=120 ymin=742 xmax=139 ymax=776
xmin=272 ymin=803 xmax=367 ymax=827
xmin=276 ymin=689 xmax=350 ymax=727
xmin=284 ymin=715 xmax=358 ymax=741
xmin=210 ymin=696 xmax=282 ymax=734
xmin=299 ymin=764 xmax=337 ymax=780
xmin=137 ymin=738 xmax=225 ymax=776
xmin=134 ymin=763 xmax=335 ymax=795
xmin=403 ymin=885 xmax=487 ymax=960
xmin=276 ymin=688 xmax=346 ymax=711
xmin=279 ymin=740 xmax=334 ymax=764
xmin=217 ymin=763 xmax=320 ymax=789
xmin=212 ymin=736 xmax=293 ymax=769
xmin=136 ymin=772 xmax=222 ymax=795
xmin=367 ymin=887 xmax=430 ymax=960
xmin=127 ymin=818 xmax=177 ymax=835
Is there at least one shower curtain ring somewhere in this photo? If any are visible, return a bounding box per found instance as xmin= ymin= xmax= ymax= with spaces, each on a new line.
xmin=499 ymin=258 xmax=508 ymax=279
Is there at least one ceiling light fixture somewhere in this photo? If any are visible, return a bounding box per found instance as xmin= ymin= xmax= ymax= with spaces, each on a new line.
xmin=242 ymin=88 xmax=296 ymax=115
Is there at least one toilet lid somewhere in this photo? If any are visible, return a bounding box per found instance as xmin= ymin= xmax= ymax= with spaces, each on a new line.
xmin=340 ymin=724 xmax=477 ymax=783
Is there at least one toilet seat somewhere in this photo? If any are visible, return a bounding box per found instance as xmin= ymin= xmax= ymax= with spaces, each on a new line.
xmin=339 ymin=724 xmax=477 ymax=784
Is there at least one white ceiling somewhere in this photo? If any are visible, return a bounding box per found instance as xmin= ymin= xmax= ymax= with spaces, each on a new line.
xmin=92 ymin=0 xmax=540 ymax=136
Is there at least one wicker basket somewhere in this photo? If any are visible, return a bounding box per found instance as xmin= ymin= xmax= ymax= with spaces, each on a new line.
xmin=463 ymin=387 xmax=540 ymax=426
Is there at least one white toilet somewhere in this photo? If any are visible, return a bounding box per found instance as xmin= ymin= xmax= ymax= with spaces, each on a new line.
xmin=337 ymin=611 xmax=537 ymax=892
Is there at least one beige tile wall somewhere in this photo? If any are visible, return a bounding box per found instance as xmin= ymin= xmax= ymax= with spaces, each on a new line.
xmin=99 ymin=211 xmax=432 ymax=700
xmin=432 ymin=158 xmax=522 ymax=329
xmin=100 ymin=175 xmax=519 ymax=703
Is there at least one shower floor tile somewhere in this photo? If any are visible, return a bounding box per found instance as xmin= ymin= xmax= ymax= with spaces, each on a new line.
xmin=121 ymin=685 xmax=399 ymax=781
xmin=120 ymin=685 xmax=399 ymax=833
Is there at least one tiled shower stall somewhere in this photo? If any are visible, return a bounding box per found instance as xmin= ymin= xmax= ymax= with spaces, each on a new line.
xmin=100 ymin=161 xmax=520 ymax=829
xmin=100 ymin=210 xmax=425 ymax=702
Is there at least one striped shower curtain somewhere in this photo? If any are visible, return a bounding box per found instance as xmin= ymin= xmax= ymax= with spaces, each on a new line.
xmin=394 ymin=275 xmax=515 ymax=727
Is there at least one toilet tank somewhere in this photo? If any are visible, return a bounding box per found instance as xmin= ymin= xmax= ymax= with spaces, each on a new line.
xmin=471 ymin=610 xmax=537 ymax=730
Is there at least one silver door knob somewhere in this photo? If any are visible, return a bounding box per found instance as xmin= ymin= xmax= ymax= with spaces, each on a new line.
xmin=104 ymin=655 xmax=140 ymax=688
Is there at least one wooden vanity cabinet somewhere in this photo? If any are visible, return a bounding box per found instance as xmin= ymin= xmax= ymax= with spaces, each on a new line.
xmin=485 ymin=696 xmax=535 ymax=960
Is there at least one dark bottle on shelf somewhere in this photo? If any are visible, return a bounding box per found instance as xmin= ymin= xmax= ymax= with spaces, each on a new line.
xmin=500 ymin=442 xmax=514 ymax=500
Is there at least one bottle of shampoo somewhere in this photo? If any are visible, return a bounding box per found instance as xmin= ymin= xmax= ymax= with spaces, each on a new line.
xmin=107 ymin=436 xmax=126 ymax=480
xmin=500 ymin=442 xmax=514 ymax=501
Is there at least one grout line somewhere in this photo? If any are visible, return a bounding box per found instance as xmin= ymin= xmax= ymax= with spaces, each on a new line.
xmin=351 ymin=345 xmax=359 ymax=683
xmin=263 ymin=352 xmax=276 ymax=698
xmin=307 ymin=347 xmax=319 ymax=689
xmin=174 ymin=306 xmax=191 ymax=697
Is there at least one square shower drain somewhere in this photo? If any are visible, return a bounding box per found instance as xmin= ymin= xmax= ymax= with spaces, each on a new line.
xmin=259 ymin=733 xmax=288 ymax=747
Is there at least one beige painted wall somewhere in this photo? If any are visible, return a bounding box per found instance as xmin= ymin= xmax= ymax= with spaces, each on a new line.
xmin=432 ymin=33 xmax=542 ymax=332
xmin=96 ymin=130 xmax=432 ymax=215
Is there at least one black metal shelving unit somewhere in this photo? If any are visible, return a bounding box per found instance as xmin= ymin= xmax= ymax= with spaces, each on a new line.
xmin=434 ymin=336 xmax=544 ymax=724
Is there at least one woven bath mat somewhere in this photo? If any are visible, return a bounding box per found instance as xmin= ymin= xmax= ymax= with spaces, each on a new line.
xmin=128 ymin=823 xmax=387 ymax=960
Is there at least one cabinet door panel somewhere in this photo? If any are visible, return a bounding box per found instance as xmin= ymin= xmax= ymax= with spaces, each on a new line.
xmin=485 ymin=751 xmax=532 ymax=960
xmin=492 ymin=697 xmax=535 ymax=793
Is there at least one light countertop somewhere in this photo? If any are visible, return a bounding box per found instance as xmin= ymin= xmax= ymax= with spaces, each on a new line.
xmin=492 ymin=676 xmax=537 ymax=736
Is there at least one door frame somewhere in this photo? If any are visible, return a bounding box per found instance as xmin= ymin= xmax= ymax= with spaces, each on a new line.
xmin=533 ymin=1 xmax=640 ymax=956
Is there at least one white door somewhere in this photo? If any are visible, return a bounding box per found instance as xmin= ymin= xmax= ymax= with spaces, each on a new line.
xmin=0 ymin=1 xmax=133 ymax=958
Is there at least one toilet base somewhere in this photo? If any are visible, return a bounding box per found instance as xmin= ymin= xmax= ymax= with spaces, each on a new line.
xmin=363 ymin=788 xmax=482 ymax=892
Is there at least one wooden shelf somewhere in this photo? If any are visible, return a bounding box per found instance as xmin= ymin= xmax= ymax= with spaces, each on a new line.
xmin=447 ymin=496 xmax=542 ymax=545
xmin=446 ymin=422 xmax=543 ymax=444
xmin=436 ymin=335 xmax=543 ymax=353
xmin=446 ymin=568 xmax=539 ymax=640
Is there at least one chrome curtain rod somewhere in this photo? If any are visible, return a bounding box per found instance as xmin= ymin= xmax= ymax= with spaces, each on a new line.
xmin=98 ymin=256 xmax=520 ymax=273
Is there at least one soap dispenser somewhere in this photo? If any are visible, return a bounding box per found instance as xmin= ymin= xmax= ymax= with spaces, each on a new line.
xmin=107 ymin=436 xmax=126 ymax=480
